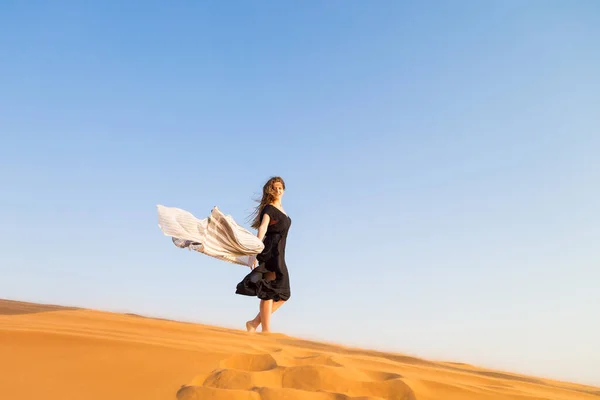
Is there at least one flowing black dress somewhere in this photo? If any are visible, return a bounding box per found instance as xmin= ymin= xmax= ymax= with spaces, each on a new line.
xmin=235 ymin=204 xmax=291 ymax=301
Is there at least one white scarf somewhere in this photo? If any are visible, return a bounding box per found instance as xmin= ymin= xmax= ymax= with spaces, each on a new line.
xmin=156 ymin=205 xmax=263 ymax=267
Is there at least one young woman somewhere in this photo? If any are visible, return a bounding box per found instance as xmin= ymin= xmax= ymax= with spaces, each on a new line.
xmin=236 ymin=176 xmax=292 ymax=333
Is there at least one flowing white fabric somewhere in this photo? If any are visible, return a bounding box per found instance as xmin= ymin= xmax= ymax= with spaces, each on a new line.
xmin=156 ymin=205 xmax=263 ymax=267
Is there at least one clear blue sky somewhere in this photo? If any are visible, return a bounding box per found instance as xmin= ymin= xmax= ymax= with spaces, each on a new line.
xmin=1 ymin=0 xmax=599 ymax=387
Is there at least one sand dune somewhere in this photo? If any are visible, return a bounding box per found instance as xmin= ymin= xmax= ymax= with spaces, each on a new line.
xmin=0 ymin=299 xmax=597 ymax=400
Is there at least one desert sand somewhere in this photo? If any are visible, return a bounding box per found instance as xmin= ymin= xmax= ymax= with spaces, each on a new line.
xmin=0 ymin=299 xmax=597 ymax=400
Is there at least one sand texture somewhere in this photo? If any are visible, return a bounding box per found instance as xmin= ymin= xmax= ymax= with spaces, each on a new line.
xmin=1 ymin=299 xmax=597 ymax=400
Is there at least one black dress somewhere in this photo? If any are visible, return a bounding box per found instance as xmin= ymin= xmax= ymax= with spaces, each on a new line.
xmin=235 ymin=204 xmax=291 ymax=301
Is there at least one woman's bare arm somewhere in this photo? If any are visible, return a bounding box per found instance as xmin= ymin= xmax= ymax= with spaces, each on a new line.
xmin=251 ymin=214 xmax=270 ymax=269
xmin=257 ymin=214 xmax=270 ymax=241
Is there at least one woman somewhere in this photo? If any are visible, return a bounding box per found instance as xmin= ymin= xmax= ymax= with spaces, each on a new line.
xmin=236 ymin=176 xmax=292 ymax=333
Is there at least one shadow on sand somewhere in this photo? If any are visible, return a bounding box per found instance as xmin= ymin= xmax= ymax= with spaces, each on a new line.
xmin=0 ymin=299 xmax=79 ymax=315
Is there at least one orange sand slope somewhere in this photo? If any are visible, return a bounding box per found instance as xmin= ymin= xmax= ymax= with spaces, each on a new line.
xmin=0 ymin=299 xmax=598 ymax=400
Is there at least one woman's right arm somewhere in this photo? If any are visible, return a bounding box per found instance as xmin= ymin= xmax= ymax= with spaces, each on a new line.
xmin=257 ymin=214 xmax=270 ymax=241
xmin=251 ymin=213 xmax=270 ymax=269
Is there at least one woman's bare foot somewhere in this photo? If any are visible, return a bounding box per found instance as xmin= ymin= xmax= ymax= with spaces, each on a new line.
xmin=246 ymin=320 xmax=258 ymax=333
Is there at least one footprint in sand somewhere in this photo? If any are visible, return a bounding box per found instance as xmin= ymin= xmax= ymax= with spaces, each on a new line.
xmin=177 ymin=351 xmax=416 ymax=400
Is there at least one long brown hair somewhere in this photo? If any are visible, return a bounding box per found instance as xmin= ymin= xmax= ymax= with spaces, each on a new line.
xmin=249 ymin=176 xmax=286 ymax=229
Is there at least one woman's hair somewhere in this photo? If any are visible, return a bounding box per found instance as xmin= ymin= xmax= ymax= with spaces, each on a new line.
xmin=249 ymin=176 xmax=286 ymax=229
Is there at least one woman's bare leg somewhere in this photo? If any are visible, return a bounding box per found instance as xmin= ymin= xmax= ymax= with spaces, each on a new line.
xmin=246 ymin=300 xmax=285 ymax=332
xmin=246 ymin=271 xmax=286 ymax=333
xmin=259 ymin=299 xmax=273 ymax=332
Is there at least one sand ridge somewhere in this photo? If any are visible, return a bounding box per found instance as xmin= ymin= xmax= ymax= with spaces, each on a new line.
xmin=179 ymin=350 xmax=416 ymax=400
xmin=1 ymin=299 xmax=598 ymax=400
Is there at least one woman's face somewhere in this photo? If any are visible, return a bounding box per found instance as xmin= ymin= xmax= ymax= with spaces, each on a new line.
xmin=272 ymin=181 xmax=285 ymax=199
